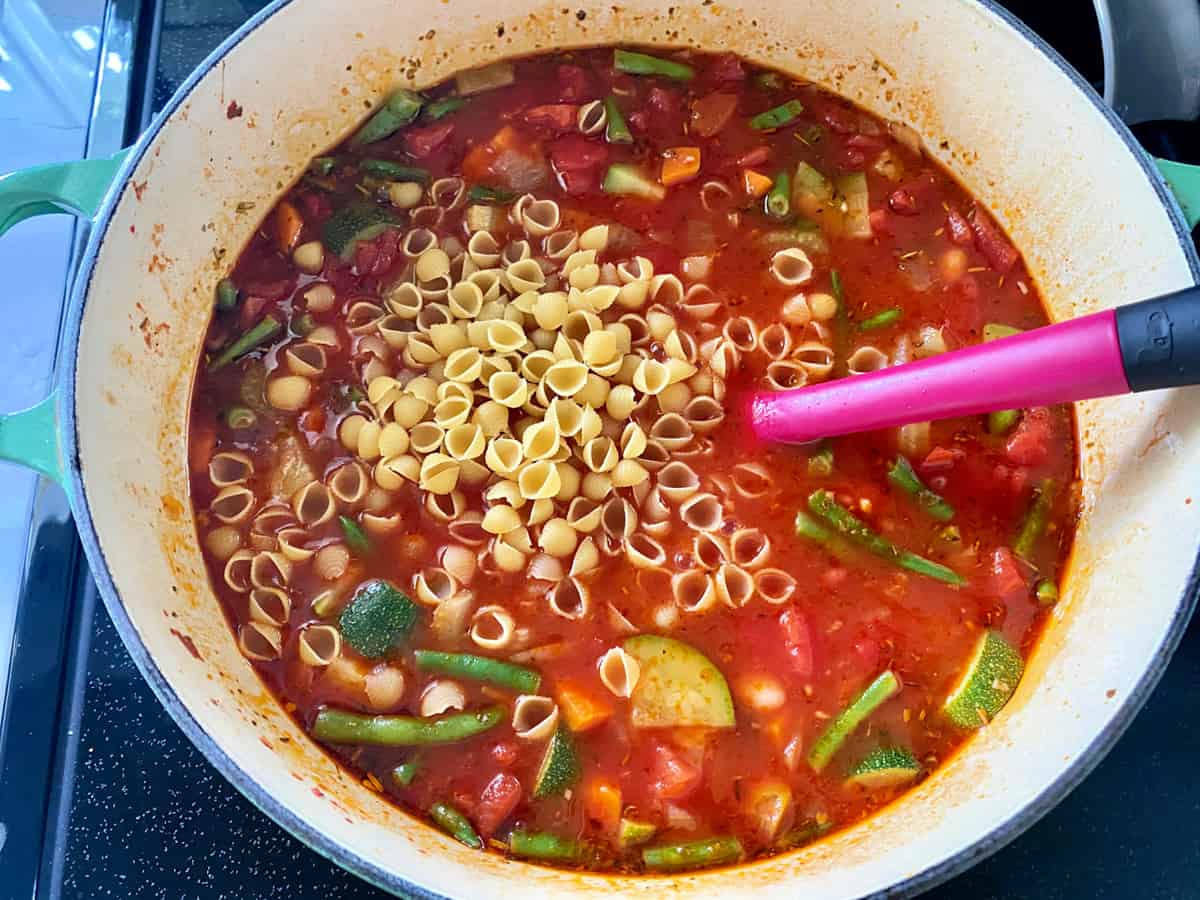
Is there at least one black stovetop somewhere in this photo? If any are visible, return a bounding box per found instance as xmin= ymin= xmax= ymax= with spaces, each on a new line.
xmin=8 ymin=2 xmax=1200 ymax=898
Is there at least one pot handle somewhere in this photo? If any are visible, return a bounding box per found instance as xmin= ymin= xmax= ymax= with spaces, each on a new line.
xmin=0 ymin=148 xmax=130 ymax=482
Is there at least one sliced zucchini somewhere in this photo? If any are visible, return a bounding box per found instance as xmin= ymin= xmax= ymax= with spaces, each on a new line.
xmin=792 ymin=161 xmax=834 ymax=216
xmin=837 ymin=172 xmax=871 ymax=238
xmin=623 ymin=635 xmax=735 ymax=729
xmin=983 ymin=322 xmax=1023 ymax=342
xmin=321 ymin=201 xmax=399 ymax=260
xmin=533 ymin=727 xmax=581 ymax=798
xmin=845 ymin=746 xmax=921 ymax=789
xmin=618 ymin=818 xmax=657 ymax=848
xmin=601 ymin=164 xmax=666 ymax=201
xmin=807 ymin=670 xmax=901 ymax=772
xmin=942 ymin=630 xmax=1024 ymax=729
xmin=338 ymin=580 xmax=420 ymax=659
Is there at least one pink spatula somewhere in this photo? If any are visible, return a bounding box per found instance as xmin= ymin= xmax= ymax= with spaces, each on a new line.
xmin=749 ymin=288 xmax=1200 ymax=444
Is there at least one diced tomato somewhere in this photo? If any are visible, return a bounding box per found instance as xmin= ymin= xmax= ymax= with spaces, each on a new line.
xmin=627 ymin=109 xmax=648 ymax=134
xmin=239 ymin=294 xmax=269 ymax=329
xmin=868 ymin=208 xmax=894 ymax=236
xmin=833 ymin=141 xmax=867 ymax=170
xmin=297 ymin=189 xmax=332 ymax=224
xmin=853 ymin=637 xmax=881 ymax=671
xmin=550 ymin=134 xmax=608 ymax=172
xmin=494 ymin=148 xmax=552 ymax=192
xmin=705 ymin=52 xmax=746 ymax=84
xmin=556 ymin=167 xmax=599 ymax=196
xmin=403 ymin=121 xmax=455 ymax=159
xmin=583 ymin=777 xmax=622 ymax=835
xmin=299 ymin=408 xmax=325 ymax=433
xmin=473 ymin=773 xmax=522 ymax=838
xmin=647 ymin=85 xmax=682 ymax=117
xmin=810 ymin=98 xmax=859 ymax=134
xmin=989 ymin=547 xmax=1029 ymax=603
xmin=888 ymin=188 xmax=918 ymax=216
xmin=240 ymin=277 xmax=294 ymax=301
xmin=846 ymin=132 xmax=887 ymax=154
xmin=921 ymin=446 xmax=965 ymax=475
xmin=522 ymin=104 xmax=578 ymax=134
xmin=489 ymin=740 xmax=519 ymax=767
xmin=779 ymin=608 xmax=814 ymax=679
xmin=557 ymin=63 xmax=589 ymax=102
xmin=353 ymin=239 xmax=379 ymax=275
xmin=735 ymin=145 xmax=771 ymax=168
xmin=955 ymin=272 xmax=981 ymax=305
xmin=651 ymin=743 xmax=702 ymax=801
xmin=1005 ymin=407 xmax=1052 ymax=466
xmin=969 ymin=210 xmax=1018 ymax=273
xmin=946 ymin=209 xmax=974 ymax=245
xmin=690 ymin=92 xmax=739 ymax=138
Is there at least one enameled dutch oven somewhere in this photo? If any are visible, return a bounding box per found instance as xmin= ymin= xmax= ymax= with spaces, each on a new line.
xmin=3 ymin=1 xmax=1200 ymax=896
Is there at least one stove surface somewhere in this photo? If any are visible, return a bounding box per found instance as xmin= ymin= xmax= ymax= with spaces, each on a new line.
xmin=1 ymin=2 xmax=1196 ymax=899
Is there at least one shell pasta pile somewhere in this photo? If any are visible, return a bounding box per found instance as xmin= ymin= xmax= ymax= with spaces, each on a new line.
xmin=190 ymin=46 xmax=1076 ymax=874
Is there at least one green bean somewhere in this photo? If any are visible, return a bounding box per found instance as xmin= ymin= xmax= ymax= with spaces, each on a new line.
xmin=391 ymin=759 xmax=421 ymax=786
xmin=830 ymin=269 xmax=845 ymax=304
xmin=1036 ymin=579 xmax=1059 ymax=606
xmin=430 ymin=802 xmax=482 ymax=849
xmin=641 ymin=836 xmax=744 ymax=871
xmin=807 ymin=490 xmax=967 ymax=586
xmin=312 ymin=705 xmax=504 ymax=746
xmin=338 ymin=515 xmax=371 ymax=555
xmin=807 ymin=670 xmax=901 ymax=772
xmin=807 ymin=441 xmax=834 ymax=477
xmin=209 ymin=316 xmax=282 ymax=371
xmin=778 ymin=817 xmax=833 ymax=849
xmin=467 ymin=184 xmax=518 ymax=204
xmin=352 ymin=89 xmax=423 ymax=146
xmin=887 ymin=456 xmax=955 ymax=522
xmin=765 ymin=170 xmax=791 ymax=220
xmin=507 ymin=830 xmax=582 ymax=861
xmin=215 ymin=278 xmax=240 ymax=311
xmin=308 ymin=156 xmax=337 ymax=177
xmin=413 ymin=650 xmax=541 ymax=693
xmin=613 ymin=48 xmax=694 ymax=81
xmin=1013 ymin=479 xmax=1056 ymax=561
xmin=859 ymin=307 xmax=903 ymax=331
xmin=749 ymin=99 xmax=805 ymax=131
xmin=794 ymin=510 xmax=833 ymax=543
xmin=987 ymin=409 xmax=1021 ymax=435
xmin=603 ymin=95 xmax=633 ymax=145
xmin=359 ymin=159 xmax=430 ymax=182
xmin=223 ymin=406 xmax=257 ymax=430
xmin=424 ymin=96 xmax=467 ymax=120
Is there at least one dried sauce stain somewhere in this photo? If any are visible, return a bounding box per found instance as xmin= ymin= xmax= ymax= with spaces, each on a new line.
xmin=169 ymin=627 xmax=203 ymax=661
xmin=226 ymin=99 xmax=243 ymax=119
xmin=131 ymin=179 xmax=148 ymax=201
xmin=1137 ymin=413 xmax=1170 ymax=458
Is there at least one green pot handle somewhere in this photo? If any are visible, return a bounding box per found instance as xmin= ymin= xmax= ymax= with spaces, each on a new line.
xmin=0 ymin=147 xmax=130 ymax=482
xmin=1156 ymin=158 xmax=1200 ymax=231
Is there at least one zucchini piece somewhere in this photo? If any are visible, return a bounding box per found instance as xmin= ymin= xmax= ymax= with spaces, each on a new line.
xmin=792 ymin=161 xmax=834 ymax=217
xmin=618 ymin=818 xmax=656 ymax=848
xmin=533 ymin=727 xmax=581 ymax=798
xmin=942 ymin=630 xmax=1024 ymax=729
xmin=456 ymin=61 xmax=515 ymax=96
xmin=338 ymin=515 xmax=371 ymax=555
xmin=338 ymin=580 xmax=419 ymax=659
xmin=601 ymin=164 xmax=666 ymax=201
xmin=351 ymin=89 xmax=423 ymax=146
xmin=983 ymin=322 xmax=1023 ymax=342
xmin=358 ymin=159 xmax=430 ymax=182
xmin=321 ymin=201 xmax=399 ymax=260
xmin=837 ymin=172 xmax=871 ymax=238
xmin=623 ymin=635 xmax=735 ymax=728
xmin=807 ymin=670 xmax=901 ymax=772
xmin=845 ymin=746 xmax=921 ymax=789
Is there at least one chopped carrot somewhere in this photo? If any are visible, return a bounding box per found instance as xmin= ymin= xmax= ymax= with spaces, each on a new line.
xmin=742 ymin=168 xmax=773 ymax=199
xmin=583 ymin=776 xmax=622 ymax=835
xmin=660 ymin=146 xmax=701 ymax=187
xmin=300 ymin=408 xmax=326 ymax=433
xmin=556 ymin=680 xmax=613 ymax=732
xmin=275 ymin=199 xmax=304 ymax=254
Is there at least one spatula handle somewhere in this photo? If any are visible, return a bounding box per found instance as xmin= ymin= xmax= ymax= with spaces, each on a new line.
xmin=750 ymin=286 xmax=1200 ymax=445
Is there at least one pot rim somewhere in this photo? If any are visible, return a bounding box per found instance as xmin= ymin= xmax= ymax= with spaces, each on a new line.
xmin=57 ymin=1 xmax=1200 ymax=897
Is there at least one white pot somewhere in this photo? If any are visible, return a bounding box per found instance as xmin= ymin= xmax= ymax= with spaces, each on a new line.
xmin=1 ymin=1 xmax=1198 ymax=896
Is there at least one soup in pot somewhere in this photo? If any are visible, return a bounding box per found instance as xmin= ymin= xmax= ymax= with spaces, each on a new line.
xmin=189 ymin=46 xmax=1076 ymax=873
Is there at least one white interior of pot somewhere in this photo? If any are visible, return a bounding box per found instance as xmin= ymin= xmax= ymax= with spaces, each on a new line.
xmin=71 ymin=0 xmax=1199 ymax=896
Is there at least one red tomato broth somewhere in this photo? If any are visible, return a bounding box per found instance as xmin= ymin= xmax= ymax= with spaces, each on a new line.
xmin=188 ymin=46 xmax=1078 ymax=873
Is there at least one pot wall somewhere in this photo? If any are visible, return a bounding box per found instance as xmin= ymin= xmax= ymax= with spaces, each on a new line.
xmin=67 ymin=1 xmax=1199 ymax=897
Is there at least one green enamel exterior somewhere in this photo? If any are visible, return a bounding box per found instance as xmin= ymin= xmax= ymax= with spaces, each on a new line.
xmin=0 ymin=394 xmax=62 ymax=483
